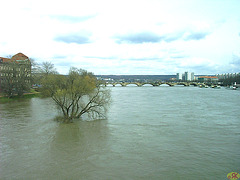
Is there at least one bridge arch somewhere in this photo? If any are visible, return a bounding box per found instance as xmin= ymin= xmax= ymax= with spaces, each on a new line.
xmin=189 ymin=83 xmax=198 ymax=86
xmin=114 ymin=83 xmax=122 ymax=87
xmin=142 ymin=83 xmax=154 ymax=87
xmin=160 ymin=83 xmax=171 ymax=86
xmin=174 ymin=84 xmax=185 ymax=87
xmin=126 ymin=83 xmax=138 ymax=87
xmin=177 ymin=83 xmax=188 ymax=86
xmin=106 ymin=84 xmax=114 ymax=87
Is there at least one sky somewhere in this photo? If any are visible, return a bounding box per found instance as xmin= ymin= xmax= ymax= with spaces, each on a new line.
xmin=0 ymin=0 xmax=240 ymax=75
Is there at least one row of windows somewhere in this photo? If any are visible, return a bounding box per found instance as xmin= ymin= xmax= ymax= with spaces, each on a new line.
xmin=0 ymin=73 xmax=31 ymax=77
xmin=0 ymin=63 xmax=31 ymax=69
xmin=0 ymin=66 xmax=30 ymax=70
xmin=0 ymin=69 xmax=30 ymax=72
xmin=0 ymin=79 xmax=31 ymax=83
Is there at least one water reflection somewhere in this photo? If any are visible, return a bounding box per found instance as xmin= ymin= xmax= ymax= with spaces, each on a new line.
xmin=48 ymin=120 xmax=110 ymax=179
xmin=51 ymin=120 xmax=109 ymax=153
xmin=0 ymin=98 xmax=108 ymax=179
xmin=0 ymin=99 xmax=32 ymax=124
xmin=0 ymin=100 xmax=111 ymax=179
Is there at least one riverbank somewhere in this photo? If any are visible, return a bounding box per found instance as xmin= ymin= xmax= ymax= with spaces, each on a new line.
xmin=0 ymin=91 xmax=41 ymax=102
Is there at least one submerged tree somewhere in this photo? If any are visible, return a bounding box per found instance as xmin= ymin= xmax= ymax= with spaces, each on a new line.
xmin=40 ymin=67 xmax=111 ymax=122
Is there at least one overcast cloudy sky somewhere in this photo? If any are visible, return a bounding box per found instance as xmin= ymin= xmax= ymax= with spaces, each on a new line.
xmin=0 ymin=0 xmax=240 ymax=75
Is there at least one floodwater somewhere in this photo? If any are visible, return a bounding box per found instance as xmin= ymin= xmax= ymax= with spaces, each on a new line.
xmin=0 ymin=86 xmax=239 ymax=179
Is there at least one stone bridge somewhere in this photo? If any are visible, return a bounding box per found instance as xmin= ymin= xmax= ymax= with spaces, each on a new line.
xmin=103 ymin=82 xmax=202 ymax=87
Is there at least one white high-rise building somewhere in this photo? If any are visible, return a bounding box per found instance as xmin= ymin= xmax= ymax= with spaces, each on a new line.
xmin=177 ymin=72 xmax=195 ymax=81
xmin=184 ymin=72 xmax=194 ymax=81
xmin=176 ymin=73 xmax=182 ymax=80
xmin=185 ymin=72 xmax=190 ymax=81
xmin=191 ymin=72 xmax=195 ymax=81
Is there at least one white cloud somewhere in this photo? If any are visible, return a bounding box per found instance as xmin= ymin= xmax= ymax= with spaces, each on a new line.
xmin=0 ymin=0 xmax=240 ymax=75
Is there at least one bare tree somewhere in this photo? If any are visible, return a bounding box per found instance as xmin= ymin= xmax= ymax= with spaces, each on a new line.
xmin=40 ymin=67 xmax=111 ymax=122
xmin=40 ymin=61 xmax=58 ymax=75
xmin=31 ymin=61 xmax=58 ymax=87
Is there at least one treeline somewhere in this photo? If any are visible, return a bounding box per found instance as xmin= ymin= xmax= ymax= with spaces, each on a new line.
xmin=0 ymin=60 xmax=58 ymax=98
xmin=36 ymin=62 xmax=110 ymax=122
xmin=220 ymin=75 xmax=240 ymax=86
xmin=1 ymin=61 xmax=111 ymax=122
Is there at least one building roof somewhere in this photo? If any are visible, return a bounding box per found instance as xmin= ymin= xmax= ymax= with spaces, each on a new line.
xmin=0 ymin=53 xmax=29 ymax=63
xmin=11 ymin=53 xmax=29 ymax=60
xmin=199 ymin=76 xmax=218 ymax=79
xmin=0 ymin=57 xmax=11 ymax=62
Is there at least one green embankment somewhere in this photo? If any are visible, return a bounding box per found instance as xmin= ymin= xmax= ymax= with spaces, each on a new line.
xmin=0 ymin=90 xmax=41 ymax=102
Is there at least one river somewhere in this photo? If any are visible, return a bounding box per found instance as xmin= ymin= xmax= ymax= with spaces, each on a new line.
xmin=0 ymin=86 xmax=239 ymax=179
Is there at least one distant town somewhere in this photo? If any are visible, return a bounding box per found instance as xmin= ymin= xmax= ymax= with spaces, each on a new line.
xmin=96 ymin=72 xmax=240 ymax=84
xmin=0 ymin=53 xmax=240 ymax=94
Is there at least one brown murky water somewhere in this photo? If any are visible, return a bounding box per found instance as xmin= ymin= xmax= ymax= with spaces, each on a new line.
xmin=0 ymin=86 xmax=239 ymax=179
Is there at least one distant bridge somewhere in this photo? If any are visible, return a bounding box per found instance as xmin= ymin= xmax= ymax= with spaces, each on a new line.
xmin=103 ymin=82 xmax=203 ymax=87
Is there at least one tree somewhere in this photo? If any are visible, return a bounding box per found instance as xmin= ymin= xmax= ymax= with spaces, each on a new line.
xmin=220 ymin=75 xmax=240 ymax=86
xmin=31 ymin=61 xmax=58 ymax=86
xmin=40 ymin=67 xmax=111 ymax=122
xmin=40 ymin=61 xmax=58 ymax=75
xmin=1 ymin=60 xmax=32 ymax=97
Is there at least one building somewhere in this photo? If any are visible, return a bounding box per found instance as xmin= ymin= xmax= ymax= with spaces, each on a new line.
xmin=176 ymin=72 xmax=195 ymax=81
xmin=191 ymin=72 xmax=194 ymax=81
xmin=216 ymin=73 xmax=240 ymax=79
xmin=184 ymin=72 xmax=195 ymax=81
xmin=176 ymin=73 xmax=182 ymax=80
xmin=182 ymin=72 xmax=194 ymax=81
xmin=198 ymin=76 xmax=218 ymax=83
xmin=0 ymin=53 xmax=31 ymax=92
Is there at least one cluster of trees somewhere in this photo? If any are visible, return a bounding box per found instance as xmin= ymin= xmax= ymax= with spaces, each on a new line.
xmin=220 ymin=75 xmax=240 ymax=86
xmin=39 ymin=63 xmax=111 ymax=122
xmin=1 ymin=60 xmax=111 ymax=122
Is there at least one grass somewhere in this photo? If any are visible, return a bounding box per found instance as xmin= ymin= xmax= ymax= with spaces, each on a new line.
xmin=0 ymin=90 xmax=41 ymax=103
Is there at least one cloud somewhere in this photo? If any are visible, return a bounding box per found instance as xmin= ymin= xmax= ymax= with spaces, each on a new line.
xmin=55 ymin=61 xmax=73 ymax=67
xmin=184 ymin=32 xmax=210 ymax=41
xmin=50 ymin=14 xmax=97 ymax=23
xmin=114 ymin=30 xmax=209 ymax=44
xmin=84 ymin=56 xmax=117 ymax=60
xmin=84 ymin=55 xmax=163 ymax=61
xmin=115 ymin=32 xmax=163 ymax=44
xmin=163 ymin=35 xmax=181 ymax=42
xmin=53 ymin=55 xmax=68 ymax=59
xmin=54 ymin=33 xmax=92 ymax=44
xmin=170 ymin=55 xmax=189 ymax=59
xmin=230 ymin=54 xmax=240 ymax=71
xmin=166 ymin=31 xmax=211 ymax=41
xmin=125 ymin=57 xmax=162 ymax=61
xmin=160 ymin=31 xmax=185 ymax=42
